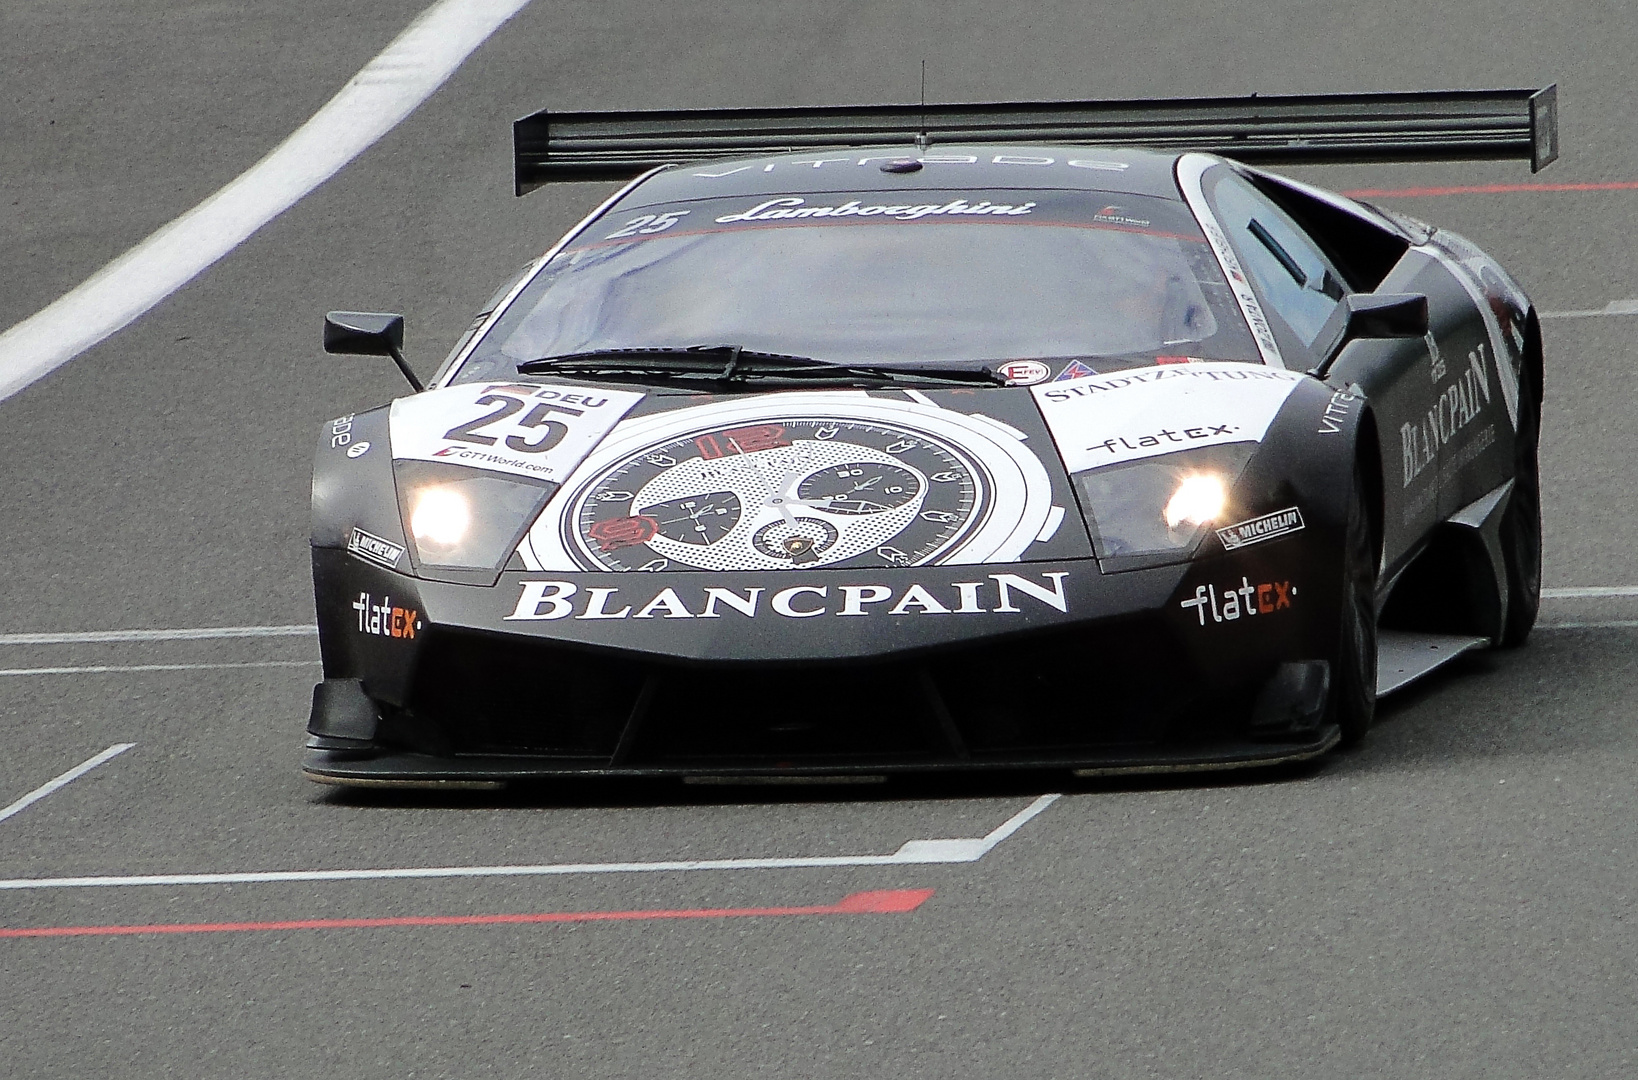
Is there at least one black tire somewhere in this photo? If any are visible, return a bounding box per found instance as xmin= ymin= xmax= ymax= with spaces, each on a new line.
xmin=1331 ymin=461 xmax=1379 ymax=746
xmin=1499 ymin=359 xmax=1542 ymax=647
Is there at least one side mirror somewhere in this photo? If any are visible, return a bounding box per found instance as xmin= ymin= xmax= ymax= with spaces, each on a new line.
xmin=1340 ymin=292 xmax=1429 ymax=340
xmin=324 ymin=311 xmax=402 ymax=356
xmin=323 ymin=311 xmax=422 ymax=391
xmin=1314 ymin=293 xmax=1429 ymax=378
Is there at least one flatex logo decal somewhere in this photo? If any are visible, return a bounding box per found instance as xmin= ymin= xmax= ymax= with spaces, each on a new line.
xmin=1085 ymin=422 xmax=1242 ymax=457
xmin=352 ymin=593 xmax=420 ymax=638
xmin=1178 ymin=577 xmax=1295 ymax=625
xmin=1032 ymin=362 xmax=1303 ymax=472
xmin=347 ymin=528 xmax=405 ymax=570
xmin=1216 ymin=508 xmax=1304 ymax=551
xmin=390 ymin=382 xmax=643 ymax=484
xmin=505 ymin=572 xmax=1070 ymax=621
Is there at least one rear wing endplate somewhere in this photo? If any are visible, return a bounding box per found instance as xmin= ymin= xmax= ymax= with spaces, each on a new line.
xmin=514 ymin=85 xmax=1558 ymax=194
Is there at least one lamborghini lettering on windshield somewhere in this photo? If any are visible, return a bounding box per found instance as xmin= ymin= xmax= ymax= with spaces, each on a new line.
xmin=714 ymin=196 xmax=1038 ymax=222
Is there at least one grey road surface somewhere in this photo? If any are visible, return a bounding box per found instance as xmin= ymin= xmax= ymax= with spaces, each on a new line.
xmin=2 ymin=1 xmax=1636 ymax=1077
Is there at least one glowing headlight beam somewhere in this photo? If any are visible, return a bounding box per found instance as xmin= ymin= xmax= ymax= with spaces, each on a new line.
xmin=410 ymin=486 xmax=472 ymax=546
xmin=1164 ymin=474 xmax=1226 ymax=530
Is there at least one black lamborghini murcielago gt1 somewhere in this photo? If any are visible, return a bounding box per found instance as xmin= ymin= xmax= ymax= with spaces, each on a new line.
xmin=305 ymin=87 xmax=1556 ymax=786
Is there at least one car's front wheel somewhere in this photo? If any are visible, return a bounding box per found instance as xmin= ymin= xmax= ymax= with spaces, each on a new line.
xmin=1331 ymin=460 xmax=1379 ymax=746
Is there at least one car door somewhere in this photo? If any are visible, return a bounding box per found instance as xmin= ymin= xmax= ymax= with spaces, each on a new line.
xmin=1246 ymin=173 xmax=1518 ymax=544
xmin=1413 ymin=229 xmax=1527 ymax=522
xmin=1199 ymin=166 xmax=1466 ymax=577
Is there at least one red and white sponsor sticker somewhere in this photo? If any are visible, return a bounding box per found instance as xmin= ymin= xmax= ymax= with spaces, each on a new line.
xmin=996 ymin=360 xmax=1050 ymax=386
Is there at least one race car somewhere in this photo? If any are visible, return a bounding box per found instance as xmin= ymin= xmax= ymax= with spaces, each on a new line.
xmin=304 ymin=88 xmax=1556 ymax=786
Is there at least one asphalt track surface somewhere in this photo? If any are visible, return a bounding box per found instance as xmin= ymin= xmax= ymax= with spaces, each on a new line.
xmin=4 ymin=1 xmax=1638 ymax=1076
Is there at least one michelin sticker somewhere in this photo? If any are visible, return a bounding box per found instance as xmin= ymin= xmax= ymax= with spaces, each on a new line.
xmin=1032 ymin=362 xmax=1303 ymax=473
xmin=347 ymin=527 xmax=405 ymax=569
xmin=390 ymin=382 xmax=644 ymax=483
xmin=1216 ymin=508 xmax=1304 ymax=551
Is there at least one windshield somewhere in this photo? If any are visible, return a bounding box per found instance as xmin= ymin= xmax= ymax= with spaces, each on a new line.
xmin=452 ymin=188 xmax=1259 ymax=384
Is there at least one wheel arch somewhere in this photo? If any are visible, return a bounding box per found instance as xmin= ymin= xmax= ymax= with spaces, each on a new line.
xmin=1522 ymin=306 xmax=1546 ymax=418
xmin=1353 ymin=402 xmax=1385 ymax=575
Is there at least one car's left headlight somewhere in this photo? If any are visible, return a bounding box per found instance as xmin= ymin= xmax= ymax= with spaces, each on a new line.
xmin=1074 ymin=443 xmax=1257 ymax=566
xmin=393 ymin=460 xmax=556 ymax=578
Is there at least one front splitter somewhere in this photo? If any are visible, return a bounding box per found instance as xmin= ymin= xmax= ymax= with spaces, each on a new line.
xmin=303 ymin=726 xmax=1340 ymax=787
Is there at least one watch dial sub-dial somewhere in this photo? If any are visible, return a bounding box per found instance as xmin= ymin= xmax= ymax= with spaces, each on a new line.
xmin=752 ymin=517 xmax=839 ymax=563
xmin=797 ymin=462 xmax=920 ymax=515
xmin=568 ymin=417 xmax=985 ymax=571
xmin=636 ymin=490 xmax=741 ymax=545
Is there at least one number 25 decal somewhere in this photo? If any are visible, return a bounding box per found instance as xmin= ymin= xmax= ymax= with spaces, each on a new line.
xmin=442 ymin=395 xmax=585 ymax=453
xmin=604 ymin=210 xmax=691 ymax=239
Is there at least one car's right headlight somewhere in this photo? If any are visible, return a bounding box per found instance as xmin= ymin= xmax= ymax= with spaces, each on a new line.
xmin=393 ymin=459 xmax=557 ymax=581
xmin=1074 ymin=442 xmax=1257 ymax=566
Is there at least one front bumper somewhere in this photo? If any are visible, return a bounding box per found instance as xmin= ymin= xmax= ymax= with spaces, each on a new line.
xmin=304 ymin=534 xmax=1341 ymax=783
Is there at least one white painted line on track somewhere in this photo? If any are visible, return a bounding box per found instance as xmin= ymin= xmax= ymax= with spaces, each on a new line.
xmin=1541 ymin=586 xmax=1638 ymax=598
xmin=0 ymin=661 xmax=318 ymax=678
xmin=0 ymin=0 xmax=535 ymax=404
xmin=1539 ymin=620 xmax=1638 ymax=630
xmin=0 ymin=744 xmax=136 ymax=826
xmin=0 ymin=794 xmax=1062 ymax=891
xmin=1540 ymin=300 xmax=1638 ymax=319
xmin=0 ymin=625 xmax=316 ymax=646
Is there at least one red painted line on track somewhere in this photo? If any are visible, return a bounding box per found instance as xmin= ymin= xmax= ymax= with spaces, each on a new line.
xmin=0 ymin=888 xmax=934 ymax=940
xmin=1344 ymin=180 xmax=1638 ymax=198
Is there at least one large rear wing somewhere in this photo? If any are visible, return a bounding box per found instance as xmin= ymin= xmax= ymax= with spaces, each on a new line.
xmin=514 ymin=85 xmax=1558 ymax=193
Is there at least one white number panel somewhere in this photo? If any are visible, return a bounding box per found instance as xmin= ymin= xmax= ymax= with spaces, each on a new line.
xmin=390 ymin=382 xmax=645 ymax=483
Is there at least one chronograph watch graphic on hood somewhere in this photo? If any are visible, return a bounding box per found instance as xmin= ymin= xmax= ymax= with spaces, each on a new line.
xmin=519 ymin=392 xmax=1057 ymax=572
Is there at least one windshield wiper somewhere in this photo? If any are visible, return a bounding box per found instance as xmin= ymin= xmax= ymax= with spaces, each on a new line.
xmin=520 ymin=345 xmax=817 ymax=376
xmin=518 ymin=345 xmax=1007 ymax=387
